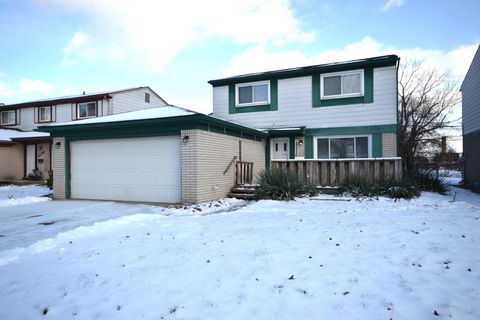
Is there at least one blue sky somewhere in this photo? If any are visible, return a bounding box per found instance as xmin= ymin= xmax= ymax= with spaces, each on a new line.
xmin=0 ymin=0 xmax=479 ymax=118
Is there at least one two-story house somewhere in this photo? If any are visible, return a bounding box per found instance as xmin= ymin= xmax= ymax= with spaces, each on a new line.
xmin=39 ymin=55 xmax=401 ymax=205
xmin=209 ymin=54 xmax=400 ymax=162
xmin=0 ymin=87 xmax=167 ymax=181
xmin=461 ymin=45 xmax=480 ymax=189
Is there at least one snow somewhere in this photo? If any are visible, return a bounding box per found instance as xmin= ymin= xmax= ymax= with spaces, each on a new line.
xmin=43 ymin=105 xmax=195 ymax=127
xmin=0 ymin=187 xmax=479 ymax=319
xmin=0 ymin=129 xmax=49 ymax=142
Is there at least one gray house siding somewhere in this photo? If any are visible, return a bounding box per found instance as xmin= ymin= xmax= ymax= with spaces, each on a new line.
xmin=461 ymin=45 xmax=480 ymax=188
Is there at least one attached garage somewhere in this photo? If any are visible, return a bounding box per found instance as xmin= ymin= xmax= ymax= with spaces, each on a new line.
xmin=70 ymin=136 xmax=181 ymax=203
xmin=38 ymin=106 xmax=266 ymax=204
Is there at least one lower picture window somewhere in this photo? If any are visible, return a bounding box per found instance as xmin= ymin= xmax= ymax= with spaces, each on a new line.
xmin=316 ymin=136 xmax=369 ymax=159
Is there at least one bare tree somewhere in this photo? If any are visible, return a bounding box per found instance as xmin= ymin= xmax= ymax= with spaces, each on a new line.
xmin=398 ymin=60 xmax=461 ymax=172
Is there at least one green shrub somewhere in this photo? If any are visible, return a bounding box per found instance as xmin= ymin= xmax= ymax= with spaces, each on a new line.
xmin=340 ymin=171 xmax=446 ymax=200
xmin=256 ymin=168 xmax=303 ymax=200
xmin=409 ymin=170 xmax=448 ymax=194
xmin=301 ymin=183 xmax=319 ymax=197
xmin=383 ymin=176 xmax=420 ymax=199
xmin=339 ymin=176 xmax=381 ymax=199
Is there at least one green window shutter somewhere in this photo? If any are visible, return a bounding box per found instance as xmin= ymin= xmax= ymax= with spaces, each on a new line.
xmin=304 ymin=136 xmax=314 ymax=159
xmin=372 ymin=133 xmax=383 ymax=158
xmin=228 ymin=80 xmax=277 ymax=114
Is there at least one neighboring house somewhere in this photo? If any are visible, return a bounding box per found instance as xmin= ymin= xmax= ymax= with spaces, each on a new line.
xmin=0 ymin=87 xmax=167 ymax=181
xmin=209 ymin=55 xmax=400 ymax=161
xmin=461 ymin=45 xmax=480 ymax=189
xmin=38 ymin=106 xmax=266 ymax=204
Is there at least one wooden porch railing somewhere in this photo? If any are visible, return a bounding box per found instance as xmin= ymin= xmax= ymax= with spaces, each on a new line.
xmin=271 ymin=158 xmax=402 ymax=186
xmin=236 ymin=161 xmax=254 ymax=185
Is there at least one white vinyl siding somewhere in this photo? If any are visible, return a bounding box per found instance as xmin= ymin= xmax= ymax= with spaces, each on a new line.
xmin=212 ymin=66 xmax=397 ymax=129
xmin=70 ymin=136 xmax=181 ymax=203
xmin=110 ymin=88 xmax=167 ymax=114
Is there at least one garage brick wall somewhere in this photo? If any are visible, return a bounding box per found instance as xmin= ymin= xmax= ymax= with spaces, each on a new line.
xmin=52 ymin=137 xmax=66 ymax=199
xmin=181 ymin=129 xmax=265 ymax=203
xmin=0 ymin=144 xmax=24 ymax=180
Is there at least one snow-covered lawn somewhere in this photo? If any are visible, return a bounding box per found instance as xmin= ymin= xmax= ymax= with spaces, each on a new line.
xmin=0 ymin=186 xmax=479 ymax=319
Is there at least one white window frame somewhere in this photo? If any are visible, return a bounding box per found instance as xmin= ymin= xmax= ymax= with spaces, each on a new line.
xmin=38 ymin=106 xmax=52 ymax=123
xmin=77 ymin=102 xmax=97 ymax=119
xmin=0 ymin=110 xmax=16 ymax=125
xmin=313 ymin=135 xmax=372 ymax=160
xmin=320 ymin=69 xmax=364 ymax=100
xmin=235 ymin=80 xmax=270 ymax=107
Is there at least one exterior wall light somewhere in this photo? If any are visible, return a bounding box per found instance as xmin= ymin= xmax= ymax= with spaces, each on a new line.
xmin=182 ymin=135 xmax=189 ymax=143
xmin=54 ymin=141 xmax=62 ymax=149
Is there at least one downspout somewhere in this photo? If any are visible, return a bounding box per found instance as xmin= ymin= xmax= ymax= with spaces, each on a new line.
xmin=396 ymin=56 xmax=401 ymax=159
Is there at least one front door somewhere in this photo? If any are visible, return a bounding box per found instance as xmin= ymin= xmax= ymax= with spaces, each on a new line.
xmin=26 ymin=144 xmax=36 ymax=176
xmin=271 ymin=138 xmax=289 ymax=160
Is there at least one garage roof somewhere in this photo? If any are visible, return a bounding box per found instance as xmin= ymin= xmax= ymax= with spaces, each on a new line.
xmin=0 ymin=129 xmax=50 ymax=143
xmin=46 ymin=105 xmax=195 ymax=127
xmin=37 ymin=105 xmax=268 ymax=140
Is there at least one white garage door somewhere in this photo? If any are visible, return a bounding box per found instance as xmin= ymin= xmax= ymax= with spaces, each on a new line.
xmin=71 ymin=136 xmax=181 ymax=203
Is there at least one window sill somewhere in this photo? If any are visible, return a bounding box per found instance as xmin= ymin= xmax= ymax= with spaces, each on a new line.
xmin=76 ymin=115 xmax=97 ymax=120
xmin=321 ymin=93 xmax=363 ymax=100
xmin=236 ymin=102 xmax=270 ymax=108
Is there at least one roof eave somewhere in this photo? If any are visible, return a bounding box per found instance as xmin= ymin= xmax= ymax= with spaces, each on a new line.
xmin=208 ymin=55 xmax=399 ymax=86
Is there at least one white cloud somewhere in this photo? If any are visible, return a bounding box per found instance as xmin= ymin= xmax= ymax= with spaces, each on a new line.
xmin=380 ymin=0 xmax=404 ymax=11
xmin=63 ymin=31 xmax=98 ymax=66
xmin=20 ymin=79 xmax=55 ymax=94
xmin=0 ymin=82 xmax=15 ymax=99
xmin=222 ymin=37 xmax=478 ymax=82
xmin=0 ymin=78 xmax=55 ymax=103
xmin=45 ymin=0 xmax=313 ymax=72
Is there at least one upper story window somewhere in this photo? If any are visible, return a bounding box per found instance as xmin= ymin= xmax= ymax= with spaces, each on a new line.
xmin=38 ymin=106 xmax=52 ymax=123
xmin=1 ymin=110 xmax=16 ymax=125
xmin=314 ymin=135 xmax=370 ymax=159
xmin=145 ymin=93 xmax=150 ymax=103
xmin=321 ymin=69 xmax=364 ymax=99
xmin=235 ymin=81 xmax=270 ymax=107
xmin=77 ymin=102 xmax=97 ymax=119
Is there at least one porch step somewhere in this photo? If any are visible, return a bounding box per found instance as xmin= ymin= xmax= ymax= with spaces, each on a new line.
xmin=229 ymin=184 xmax=258 ymax=200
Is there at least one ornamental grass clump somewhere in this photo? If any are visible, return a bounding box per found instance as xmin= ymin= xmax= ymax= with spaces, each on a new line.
xmin=256 ymin=168 xmax=303 ymax=200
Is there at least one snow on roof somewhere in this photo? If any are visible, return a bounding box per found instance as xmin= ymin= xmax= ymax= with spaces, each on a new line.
xmin=0 ymin=129 xmax=50 ymax=142
xmin=44 ymin=105 xmax=196 ymax=127
xmin=1 ymin=86 xmax=149 ymax=108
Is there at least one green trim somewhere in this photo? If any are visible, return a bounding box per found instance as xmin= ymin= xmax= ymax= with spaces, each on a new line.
xmin=38 ymin=114 xmax=267 ymax=141
xmin=289 ymin=137 xmax=295 ymax=159
xmin=364 ymin=68 xmax=374 ymax=103
xmin=305 ymin=124 xmax=397 ymax=136
xmin=372 ymin=133 xmax=383 ymax=158
xmin=209 ymin=55 xmax=399 ymax=86
xmin=228 ymin=80 xmax=278 ymax=114
xmin=65 ymin=139 xmax=71 ymax=199
xmin=313 ymin=67 xmax=373 ymax=107
xmin=267 ymin=128 xmax=305 ymax=137
xmin=305 ymin=136 xmax=313 ymax=159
